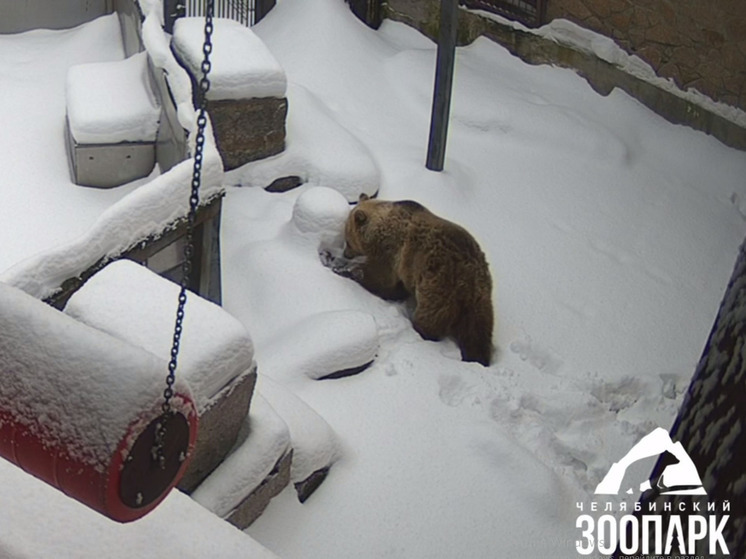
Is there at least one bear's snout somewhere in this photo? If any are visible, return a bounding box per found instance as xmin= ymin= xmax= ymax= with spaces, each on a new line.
xmin=343 ymin=243 xmax=356 ymax=259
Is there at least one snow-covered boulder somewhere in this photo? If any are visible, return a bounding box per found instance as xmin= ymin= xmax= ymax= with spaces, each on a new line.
xmin=261 ymin=309 xmax=379 ymax=382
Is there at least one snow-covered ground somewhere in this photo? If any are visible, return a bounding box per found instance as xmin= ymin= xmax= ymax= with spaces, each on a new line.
xmin=230 ymin=1 xmax=746 ymax=557
xmin=1 ymin=0 xmax=746 ymax=557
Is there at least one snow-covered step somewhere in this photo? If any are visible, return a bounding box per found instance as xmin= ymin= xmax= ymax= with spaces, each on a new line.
xmin=191 ymin=377 xmax=342 ymax=526
xmin=259 ymin=376 xmax=341 ymax=502
xmin=192 ymin=394 xmax=293 ymax=528
xmin=64 ymin=259 xmax=257 ymax=492
xmin=65 ymin=51 xmax=161 ymax=187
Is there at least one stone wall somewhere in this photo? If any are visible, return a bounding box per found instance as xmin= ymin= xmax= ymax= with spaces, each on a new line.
xmin=377 ymin=0 xmax=746 ymax=150
xmin=545 ymin=0 xmax=746 ymax=111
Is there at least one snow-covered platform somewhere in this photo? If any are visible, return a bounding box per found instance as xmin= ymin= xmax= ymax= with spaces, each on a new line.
xmin=65 ymin=51 xmax=160 ymax=187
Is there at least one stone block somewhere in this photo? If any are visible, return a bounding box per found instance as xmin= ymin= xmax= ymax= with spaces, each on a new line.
xmin=207 ymin=97 xmax=287 ymax=171
xmin=179 ymin=367 xmax=258 ymax=493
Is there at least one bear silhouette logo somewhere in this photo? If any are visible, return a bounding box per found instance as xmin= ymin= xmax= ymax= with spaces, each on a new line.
xmin=595 ymin=427 xmax=706 ymax=496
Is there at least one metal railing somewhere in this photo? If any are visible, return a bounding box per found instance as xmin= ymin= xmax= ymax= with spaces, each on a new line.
xmin=184 ymin=0 xmax=256 ymax=26
xmin=459 ymin=0 xmax=546 ymax=28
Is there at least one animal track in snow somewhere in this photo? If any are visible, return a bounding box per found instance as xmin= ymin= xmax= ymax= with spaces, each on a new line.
xmin=508 ymin=334 xmax=563 ymax=375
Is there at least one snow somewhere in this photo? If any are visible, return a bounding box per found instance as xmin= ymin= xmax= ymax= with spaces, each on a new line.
xmin=63 ymin=259 xmax=254 ymax=411
xmin=66 ymin=51 xmax=161 ymax=144
xmin=0 ymin=458 xmax=279 ymax=559
xmin=172 ymin=17 xmax=287 ymax=101
xmin=0 ymin=281 xmax=193 ymax=469
xmin=1 ymin=0 xmax=746 ymax=557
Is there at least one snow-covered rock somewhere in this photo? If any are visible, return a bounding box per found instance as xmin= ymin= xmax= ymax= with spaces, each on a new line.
xmin=261 ymin=310 xmax=379 ymax=382
xmin=172 ymin=17 xmax=287 ymax=101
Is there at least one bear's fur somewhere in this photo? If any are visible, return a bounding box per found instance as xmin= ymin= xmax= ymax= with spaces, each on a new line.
xmin=338 ymin=194 xmax=494 ymax=366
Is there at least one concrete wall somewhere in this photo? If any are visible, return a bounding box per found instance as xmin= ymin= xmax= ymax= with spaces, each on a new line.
xmin=546 ymin=0 xmax=746 ymax=113
xmin=0 ymin=0 xmax=114 ymax=33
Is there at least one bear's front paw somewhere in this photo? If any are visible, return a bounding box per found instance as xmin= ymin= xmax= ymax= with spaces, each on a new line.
xmin=319 ymin=248 xmax=336 ymax=269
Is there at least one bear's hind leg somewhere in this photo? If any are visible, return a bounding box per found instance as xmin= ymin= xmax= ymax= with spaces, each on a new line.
xmin=453 ymin=302 xmax=494 ymax=366
xmin=411 ymin=297 xmax=450 ymax=342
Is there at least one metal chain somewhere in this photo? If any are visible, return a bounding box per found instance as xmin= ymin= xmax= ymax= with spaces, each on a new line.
xmin=153 ymin=0 xmax=215 ymax=470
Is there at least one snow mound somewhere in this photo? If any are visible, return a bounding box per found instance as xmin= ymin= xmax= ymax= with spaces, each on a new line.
xmin=63 ymin=259 xmax=254 ymax=412
xmin=191 ymin=394 xmax=291 ymax=518
xmin=260 ymin=310 xmax=379 ymax=381
xmin=259 ymin=376 xmax=341 ymax=485
xmin=291 ymin=185 xmax=350 ymax=244
xmin=172 ymin=17 xmax=287 ymax=101
xmin=66 ymin=51 xmax=160 ymax=144
xmin=226 ymin=84 xmax=380 ymax=201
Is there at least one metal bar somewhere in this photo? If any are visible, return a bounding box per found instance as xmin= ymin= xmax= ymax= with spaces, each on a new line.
xmin=425 ymin=0 xmax=459 ymax=172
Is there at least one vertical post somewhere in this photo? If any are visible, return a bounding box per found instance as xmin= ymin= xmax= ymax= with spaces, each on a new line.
xmin=255 ymin=0 xmax=277 ymax=24
xmin=163 ymin=0 xmax=185 ymax=34
xmin=426 ymin=0 xmax=459 ymax=172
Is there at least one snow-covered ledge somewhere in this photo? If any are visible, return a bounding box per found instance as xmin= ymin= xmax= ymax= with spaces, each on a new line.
xmin=172 ymin=17 xmax=289 ymax=170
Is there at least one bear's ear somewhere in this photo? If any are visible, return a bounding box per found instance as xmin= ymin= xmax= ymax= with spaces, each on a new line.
xmin=354 ymin=209 xmax=368 ymax=226
xmin=358 ymin=193 xmax=370 ymax=202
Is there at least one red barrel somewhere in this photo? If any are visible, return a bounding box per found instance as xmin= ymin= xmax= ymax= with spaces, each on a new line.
xmin=0 ymin=396 xmax=198 ymax=523
xmin=0 ymin=282 xmax=199 ymax=523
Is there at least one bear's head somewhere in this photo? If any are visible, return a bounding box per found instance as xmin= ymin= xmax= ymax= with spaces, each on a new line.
xmin=344 ymin=193 xmax=376 ymax=258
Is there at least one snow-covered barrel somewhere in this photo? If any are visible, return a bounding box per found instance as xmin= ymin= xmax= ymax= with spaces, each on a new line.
xmin=0 ymin=282 xmax=198 ymax=523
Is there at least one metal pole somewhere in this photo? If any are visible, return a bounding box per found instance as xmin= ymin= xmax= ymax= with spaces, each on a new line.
xmin=425 ymin=0 xmax=459 ymax=172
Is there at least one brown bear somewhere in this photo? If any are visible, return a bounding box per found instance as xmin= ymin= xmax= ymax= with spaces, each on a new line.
xmin=328 ymin=194 xmax=494 ymax=366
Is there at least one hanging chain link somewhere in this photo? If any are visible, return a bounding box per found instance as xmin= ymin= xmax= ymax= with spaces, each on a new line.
xmin=153 ymin=0 xmax=215 ymax=470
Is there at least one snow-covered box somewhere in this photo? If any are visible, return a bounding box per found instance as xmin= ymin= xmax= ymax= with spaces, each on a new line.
xmin=171 ymin=17 xmax=288 ymax=170
xmin=64 ymin=259 xmax=257 ymax=492
xmin=65 ymin=52 xmax=161 ymax=188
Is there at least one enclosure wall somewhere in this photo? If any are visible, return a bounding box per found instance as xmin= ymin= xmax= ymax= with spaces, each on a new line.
xmin=0 ymin=0 xmax=114 ymax=33
xmin=546 ymin=0 xmax=746 ymax=113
